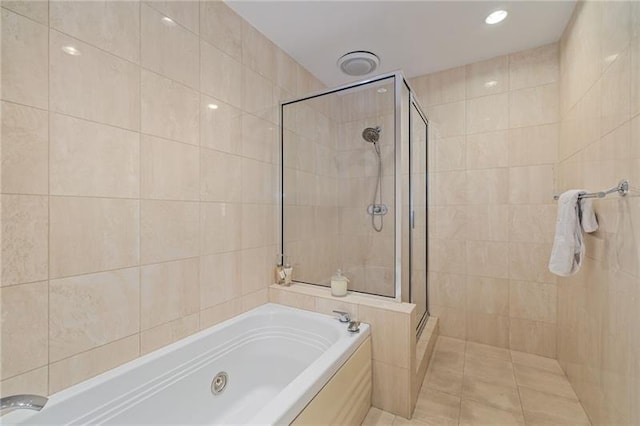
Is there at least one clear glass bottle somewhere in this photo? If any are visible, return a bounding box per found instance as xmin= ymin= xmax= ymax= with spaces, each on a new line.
xmin=275 ymin=254 xmax=286 ymax=285
xmin=283 ymin=256 xmax=293 ymax=286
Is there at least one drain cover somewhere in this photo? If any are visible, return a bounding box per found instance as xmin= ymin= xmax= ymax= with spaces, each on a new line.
xmin=211 ymin=371 xmax=228 ymax=395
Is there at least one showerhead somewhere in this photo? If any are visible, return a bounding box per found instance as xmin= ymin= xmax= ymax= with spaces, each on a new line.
xmin=362 ymin=126 xmax=381 ymax=143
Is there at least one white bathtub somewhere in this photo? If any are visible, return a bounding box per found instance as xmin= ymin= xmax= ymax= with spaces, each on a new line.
xmin=4 ymin=303 xmax=370 ymax=425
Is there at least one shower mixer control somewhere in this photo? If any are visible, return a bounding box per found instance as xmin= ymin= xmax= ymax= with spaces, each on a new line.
xmin=367 ymin=204 xmax=388 ymax=216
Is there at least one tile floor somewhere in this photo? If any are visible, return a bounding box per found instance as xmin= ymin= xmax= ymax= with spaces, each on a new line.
xmin=363 ymin=336 xmax=591 ymax=426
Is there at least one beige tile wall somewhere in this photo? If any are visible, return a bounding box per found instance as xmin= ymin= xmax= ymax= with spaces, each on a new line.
xmin=0 ymin=0 xmax=324 ymax=396
xmin=4 ymin=2 xmax=637 ymax=422
xmin=409 ymin=43 xmax=560 ymax=356
xmin=556 ymin=2 xmax=640 ymax=425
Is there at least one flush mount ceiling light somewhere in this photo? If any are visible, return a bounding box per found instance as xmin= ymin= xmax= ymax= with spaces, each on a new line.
xmin=485 ymin=10 xmax=508 ymax=24
xmin=61 ymin=45 xmax=81 ymax=56
xmin=337 ymin=51 xmax=380 ymax=76
xmin=207 ymin=103 xmax=219 ymax=110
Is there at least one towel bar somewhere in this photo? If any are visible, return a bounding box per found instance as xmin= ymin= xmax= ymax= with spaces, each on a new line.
xmin=553 ymin=179 xmax=629 ymax=201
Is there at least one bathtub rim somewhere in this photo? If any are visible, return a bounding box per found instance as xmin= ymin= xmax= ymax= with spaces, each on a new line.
xmin=3 ymin=303 xmax=370 ymax=425
xmin=250 ymin=326 xmax=371 ymax=425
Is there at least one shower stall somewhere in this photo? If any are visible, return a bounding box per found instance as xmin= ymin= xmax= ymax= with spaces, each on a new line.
xmin=280 ymin=72 xmax=429 ymax=335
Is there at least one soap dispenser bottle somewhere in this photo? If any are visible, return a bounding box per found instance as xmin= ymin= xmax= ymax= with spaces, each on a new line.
xmin=331 ymin=269 xmax=349 ymax=297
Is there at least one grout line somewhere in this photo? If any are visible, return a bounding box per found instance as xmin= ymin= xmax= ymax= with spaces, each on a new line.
xmin=511 ymin=355 xmax=527 ymax=422
xmin=0 ymin=5 xmax=47 ymax=26
xmin=46 ymin=0 xmax=51 ymax=396
xmin=44 ymin=194 xmax=203 ymax=203
xmin=140 ymin=65 xmax=200 ymax=96
xmin=49 ymin=333 xmax=139 ymax=368
xmin=48 ymin=26 xmax=141 ymax=68
xmin=0 ymin=98 xmax=49 ymax=113
xmin=457 ymin=340 xmax=466 ymax=423
xmin=0 ymin=364 xmax=49 ymax=384
xmin=196 ymin=0 xmax=202 ymax=334
xmin=138 ymin=0 xmax=142 ymax=359
xmin=139 ymin=130 xmax=200 ymax=149
xmin=47 ymin=109 xmax=139 ymax=136
xmin=49 ymin=264 xmax=140 ymax=282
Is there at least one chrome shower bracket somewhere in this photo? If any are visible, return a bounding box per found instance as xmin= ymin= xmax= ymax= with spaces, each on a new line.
xmin=367 ymin=204 xmax=388 ymax=216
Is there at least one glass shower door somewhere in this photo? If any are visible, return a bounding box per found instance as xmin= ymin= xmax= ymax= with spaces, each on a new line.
xmin=410 ymin=96 xmax=429 ymax=335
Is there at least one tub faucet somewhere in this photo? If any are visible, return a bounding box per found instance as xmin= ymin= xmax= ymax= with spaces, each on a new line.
xmin=332 ymin=310 xmax=351 ymax=323
xmin=0 ymin=394 xmax=48 ymax=413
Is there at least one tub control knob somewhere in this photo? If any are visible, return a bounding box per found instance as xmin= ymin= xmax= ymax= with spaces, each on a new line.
xmin=347 ymin=321 xmax=361 ymax=333
xmin=332 ymin=310 xmax=351 ymax=323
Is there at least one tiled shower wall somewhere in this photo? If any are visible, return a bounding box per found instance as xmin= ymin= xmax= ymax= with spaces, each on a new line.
xmin=283 ymin=82 xmax=397 ymax=297
xmin=336 ymin=84 xmax=396 ymax=296
xmin=283 ymin=96 xmax=342 ymax=285
xmin=409 ymin=43 xmax=561 ymax=356
xmin=556 ymin=2 xmax=640 ymax=424
xmin=0 ymin=0 xmax=324 ymax=396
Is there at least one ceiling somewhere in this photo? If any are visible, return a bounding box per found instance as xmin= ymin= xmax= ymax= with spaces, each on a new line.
xmin=226 ymin=1 xmax=576 ymax=88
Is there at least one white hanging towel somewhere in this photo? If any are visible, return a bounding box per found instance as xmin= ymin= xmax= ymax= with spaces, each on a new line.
xmin=548 ymin=190 xmax=599 ymax=276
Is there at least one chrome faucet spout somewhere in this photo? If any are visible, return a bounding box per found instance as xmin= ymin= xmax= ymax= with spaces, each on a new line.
xmin=1 ymin=394 xmax=48 ymax=412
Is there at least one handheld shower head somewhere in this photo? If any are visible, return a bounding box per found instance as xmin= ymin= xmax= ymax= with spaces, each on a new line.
xmin=362 ymin=126 xmax=381 ymax=143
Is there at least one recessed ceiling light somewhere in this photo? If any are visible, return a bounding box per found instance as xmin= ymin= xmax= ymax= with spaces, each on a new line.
xmin=485 ymin=10 xmax=508 ymax=25
xmin=161 ymin=16 xmax=176 ymax=26
xmin=377 ymin=88 xmax=388 ymax=94
xmin=207 ymin=103 xmax=219 ymax=110
xmin=337 ymin=51 xmax=380 ymax=76
xmin=484 ymin=80 xmax=498 ymax=88
xmin=61 ymin=45 xmax=81 ymax=56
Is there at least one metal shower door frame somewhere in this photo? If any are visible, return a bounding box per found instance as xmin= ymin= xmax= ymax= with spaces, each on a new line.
xmin=279 ymin=71 xmax=428 ymax=310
